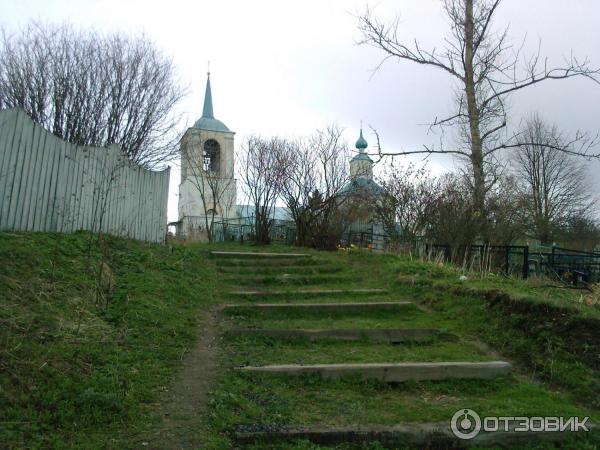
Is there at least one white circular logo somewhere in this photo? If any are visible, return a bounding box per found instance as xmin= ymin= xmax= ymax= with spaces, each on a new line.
xmin=451 ymin=408 xmax=482 ymax=440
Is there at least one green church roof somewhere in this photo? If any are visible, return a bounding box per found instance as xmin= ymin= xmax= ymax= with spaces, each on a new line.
xmin=193 ymin=116 xmax=230 ymax=133
xmin=193 ymin=73 xmax=231 ymax=133
xmin=340 ymin=177 xmax=384 ymax=196
xmin=351 ymin=152 xmax=373 ymax=162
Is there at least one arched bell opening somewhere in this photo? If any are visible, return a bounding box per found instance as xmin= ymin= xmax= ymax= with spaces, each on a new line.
xmin=203 ymin=139 xmax=220 ymax=173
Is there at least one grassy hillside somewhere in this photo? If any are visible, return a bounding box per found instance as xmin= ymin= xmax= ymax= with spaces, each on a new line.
xmin=2 ymin=235 xmax=599 ymax=449
xmin=391 ymin=258 xmax=600 ymax=406
xmin=0 ymin=232 xmax=217 ymax=449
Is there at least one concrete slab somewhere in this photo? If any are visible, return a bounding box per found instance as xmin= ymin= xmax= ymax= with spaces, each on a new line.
xmin=210 ymin=251 xmax=309 ymax=258
xmin=217 ymin=262 xmax=337 ymax=272
xmin=221 ymin=274 xmax=349 ymax=281
xmin=233 ymin=422 xmax=594 ymax=448
xmin=223 ymin=301 xmax=415 ymax=313
xmin=216 ymin=260 xmax=317 ymax=270
xmin=229 ymin=288 xmax=387 ymax=296
xmin=228 ymin=328 xmax=444 ymax=343
xmin=239 ymin=361 xmax=512 ymax=382
xmin=221 ymin=277 xmax=355 ymax=288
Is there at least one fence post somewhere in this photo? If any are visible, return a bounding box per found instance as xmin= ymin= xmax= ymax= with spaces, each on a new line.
xmin=522 ymin=246 xmax=529 ymax=279
xmin=479 ymin=245 xmax=484 ymax=268
xmin=505 ymin=246 xmax=510 ymax=275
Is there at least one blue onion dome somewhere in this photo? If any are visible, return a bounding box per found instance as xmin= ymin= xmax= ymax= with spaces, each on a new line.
xmin=355 ymin=129 xmax=368 ymax=150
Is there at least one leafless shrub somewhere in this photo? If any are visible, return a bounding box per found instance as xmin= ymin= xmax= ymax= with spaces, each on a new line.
xmin=375 ymin=163 xmax=439 ymax=247
xmin=425 ymin=174 xmax=478 ymax=258
xmin=239 ymin=136 xmax=288 ymax=244
xmin=279 ymin=125 xmax=351 ymax=249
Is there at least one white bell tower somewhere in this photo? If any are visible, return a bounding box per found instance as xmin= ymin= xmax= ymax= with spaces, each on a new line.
xmin=178 ymin=72 xmax=237 ymax=239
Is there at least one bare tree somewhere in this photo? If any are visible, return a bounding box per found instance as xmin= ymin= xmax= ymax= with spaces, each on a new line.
xmin=181 ymin=133 xmax=234 ymax=242
xmin=308 ymin=126 xmax=352 ymax=249
xmin=279 ymin=125 xmax=351 ymax=248
xmin=239 ymin=136 xmax=288 ymax=244
xmin=358 ymin=0 xmax=599 ymax=233
xmin=278 ymin=139 xmax=317 ymax=246
xmin=512 ymin=114 xmax=596 ymax=243
xmin=0 ymin=21 xmax=185 ymax=168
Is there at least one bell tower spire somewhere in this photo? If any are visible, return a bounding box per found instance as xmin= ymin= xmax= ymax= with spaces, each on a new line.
xmin=202 ymin=66 xmax=214 ymax=119
xmin=192 ymin=67 xmax=230 ymax=133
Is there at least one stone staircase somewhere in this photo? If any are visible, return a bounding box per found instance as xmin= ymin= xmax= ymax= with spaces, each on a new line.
xmin=210 ymin=250 xmax=579 ymax=448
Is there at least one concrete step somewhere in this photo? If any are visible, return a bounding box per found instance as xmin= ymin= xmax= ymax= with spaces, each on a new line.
xmin=217 ymin=264 xmax=342 ymax=274
xmin=211 ymin=251 xmax=310 ymax=258
xmin=223 ymin=302 xmax=415 ymax=313
xmin=233 ymin=422 xmax=591 ymax=448
xmin=239 ymin=361 xmax=512 ymax=382
xmin=227 ymin=328 xmax=445 ymax=343
xmin=222 ymin=274 xmax=355 ymax=286
xmin=229 ymin=288 xmax=387 ymax=297
xmin=216 ymin=258 xmax=320 ymax=268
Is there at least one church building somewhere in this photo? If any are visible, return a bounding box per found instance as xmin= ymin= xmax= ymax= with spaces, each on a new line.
xmin=340 ymin=129 xmax=388 ymax=249
xmin=177 ymin=72 xmax=389 ymax=247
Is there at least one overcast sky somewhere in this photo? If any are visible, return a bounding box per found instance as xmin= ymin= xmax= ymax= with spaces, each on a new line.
xmin=2 ymin=0 xmax=599 ymax=221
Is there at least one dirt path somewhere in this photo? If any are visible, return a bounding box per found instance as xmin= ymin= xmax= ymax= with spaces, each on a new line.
xmin=143 ymin=307 xmax=221 ymax=449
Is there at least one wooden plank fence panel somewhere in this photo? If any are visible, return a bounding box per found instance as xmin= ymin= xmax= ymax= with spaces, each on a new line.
xmin=0 ymin=108 xmax=169 ymax=243
xmin=33 ymin=128 xmax=50 ymax=232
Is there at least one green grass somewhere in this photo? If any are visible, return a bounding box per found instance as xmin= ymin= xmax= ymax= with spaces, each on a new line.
xmin=394 ymin=284 xmax=600 ymax=407
xmin=3 ymin=236 xmax=600 ymax=449
xmin=206 ymin=246 xmax=600 ymax=449
xmin=0 ymin=232 xmax=217 ymax=449
xmin=224 ymin=306 xmax=452 ymax=330
xmin=223 ymin=336 xmax=491 ymax=365
xmin=393 ymin=257 xmax=600 ymax=320
xmin=211 ymin=373 xmax=600 ymax=426
xmin=208 ymin=372 xmax=600 ymax=450
xmin=225 ymin=294 xmax=400 ymax=304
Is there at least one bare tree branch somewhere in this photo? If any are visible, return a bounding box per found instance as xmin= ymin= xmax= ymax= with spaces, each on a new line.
xmin=357 ymin=0 xmax=600 ymax=237
xmin=0 ymin=21 xmax=186 ymax=168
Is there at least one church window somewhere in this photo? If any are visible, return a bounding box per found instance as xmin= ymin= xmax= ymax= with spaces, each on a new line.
xmin=203 ymin=139 xmax=220 ymax=173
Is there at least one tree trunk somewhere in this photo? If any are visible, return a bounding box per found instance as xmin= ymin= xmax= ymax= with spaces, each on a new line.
xmin=464 ymin=0 xmax=487 ymax=239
